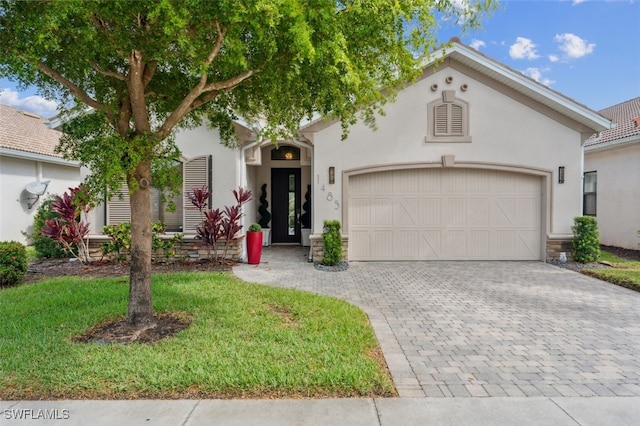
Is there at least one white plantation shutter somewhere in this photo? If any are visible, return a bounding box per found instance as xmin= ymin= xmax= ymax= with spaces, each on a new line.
xmin=107 ymin=183 xmax=131 ymax=225
xmin=183 ymin=155 xmax=211 ymax=234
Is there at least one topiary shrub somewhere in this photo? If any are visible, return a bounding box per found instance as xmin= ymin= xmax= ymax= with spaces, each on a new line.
xmin=572 ymin=216 xmax=600 ymax=263
xmin=322 ymin=220 xmax=343 ymax=266
xmin=258 ymin=183 xmax=271 ymax=229
xmin=300 ymin=184 xmax=311 ymax=228
xmin=31 ymin=195 xmax=68 ymax=259
xmin=0 ymin=241 xmax=28 ymax=287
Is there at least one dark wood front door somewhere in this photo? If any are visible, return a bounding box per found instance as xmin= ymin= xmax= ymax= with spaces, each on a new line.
xmin=271 ymin=168 xmax=301 ymax=243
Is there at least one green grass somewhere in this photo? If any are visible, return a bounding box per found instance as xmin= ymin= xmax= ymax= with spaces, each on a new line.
xmin=0 ymin=272 xmax=395 ymax=399
xmin=25 ymin=245 xmax=37 ymax=261
xmin=582 ymin=251 xmax=640 ymax=291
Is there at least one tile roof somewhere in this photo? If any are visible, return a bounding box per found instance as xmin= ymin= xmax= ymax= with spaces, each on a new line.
xmin=0 ymin=104 xmax=63 ymax=158
xmin=584 ymin=97 xmax=640 ymax=148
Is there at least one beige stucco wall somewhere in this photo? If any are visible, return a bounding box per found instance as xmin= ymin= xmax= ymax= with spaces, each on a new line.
xmin=584 ymin=143 xmax=640 ymax=249
xmin=310 ymin=65 xmax=584 ymax=241
xmin=0 ymin=155 xmax=81 ymax=244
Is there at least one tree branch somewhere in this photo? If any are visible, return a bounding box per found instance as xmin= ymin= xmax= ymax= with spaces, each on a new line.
xmin=35 ymin=61 xmax=108 ymax=114
xmin=127 ymin=49 xmax=151 ymax=133
xmin=142 ymin=60 xmax=157 ymax=88
xmin=203 ymin=69 xmax=255 ymax=92
xmin=92 ymin=63 xmax=126 ymax=81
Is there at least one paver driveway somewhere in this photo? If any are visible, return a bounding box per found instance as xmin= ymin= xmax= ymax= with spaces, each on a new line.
xmin=233 ymin=247 xmax=640 ymax=398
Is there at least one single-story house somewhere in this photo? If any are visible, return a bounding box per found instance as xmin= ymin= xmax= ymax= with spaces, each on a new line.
xmin=583 ymin=97 xmax=640 ymax=250
xmin=0 ymin=104 xmax=82 ymax=244
xmin=90 ymin=40 xmax=610 ymax=262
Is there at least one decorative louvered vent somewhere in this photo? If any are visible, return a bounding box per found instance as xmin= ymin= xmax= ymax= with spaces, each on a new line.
xmin=106 ymin=183 xmax=131 ymax=225
xmin=183 ymin=156 xmax=211 ymax=234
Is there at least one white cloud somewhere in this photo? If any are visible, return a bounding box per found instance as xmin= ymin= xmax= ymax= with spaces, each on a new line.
xmin=548 ymin=54 xmax=560 ymax=63
xmin=509 ymin=37 xmax=540 ymax=60
xmin=0 ymin=88 xmax=58 ymax=118
xmin=554 ymin=33 xmax=596 ymax=59
xmin=524 ymin=67 xmax=555 ymax=87
xmin=469 ymin=39 xmax=486 ymax=50
xmin=572 ymin=0 xmax=588 ymax=5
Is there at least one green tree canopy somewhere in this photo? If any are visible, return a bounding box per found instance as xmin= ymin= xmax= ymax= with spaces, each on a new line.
xmin=0 ymin=0 xmax=495 ymax=326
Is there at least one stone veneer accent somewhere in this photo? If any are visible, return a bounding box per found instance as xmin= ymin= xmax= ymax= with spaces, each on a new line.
xmin=309 ymin=234 xmax=348 ymax=263
xmin=87 ymin=235 xmax=244 ymax=262
xmin=546 ymin=237 xmax=573 ymax=262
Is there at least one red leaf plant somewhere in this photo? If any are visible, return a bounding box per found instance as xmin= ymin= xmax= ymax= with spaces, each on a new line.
xmin=40 ymin=186 xmax=92 ymax=263
xmin=187 ymin=186 xmax=252 ymax=261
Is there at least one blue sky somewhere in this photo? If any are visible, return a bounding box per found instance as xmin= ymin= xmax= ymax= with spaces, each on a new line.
xmin=1 ymin=0 xmax=638 ymax=117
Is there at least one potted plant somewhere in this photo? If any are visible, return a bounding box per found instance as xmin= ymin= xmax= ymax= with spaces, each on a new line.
xmin=258 ymin=183 xmax=271 ymax=247
xmin=246 ymin=223 xmax=263 ymax=264
xmin=300 ymin=184 xmax=311 ymax=246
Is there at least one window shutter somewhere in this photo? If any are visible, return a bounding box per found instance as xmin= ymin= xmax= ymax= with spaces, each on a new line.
xmin=183 ymin=156 xmax=211 ymax=234
xmin=450 ymin=104 xmax=463 ymax=135
xmin=434 ymin=104 xmax=449 ymax=136
xmin=107 ymin=183 xmax=131 ymax=225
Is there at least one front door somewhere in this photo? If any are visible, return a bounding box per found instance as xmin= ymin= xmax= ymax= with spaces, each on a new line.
xmin=271 ymin=168 xmax=301 ymax=243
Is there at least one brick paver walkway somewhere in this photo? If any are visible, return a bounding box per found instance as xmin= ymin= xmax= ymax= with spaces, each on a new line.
xmin=233 ymin=246 xmax=640 ymax=398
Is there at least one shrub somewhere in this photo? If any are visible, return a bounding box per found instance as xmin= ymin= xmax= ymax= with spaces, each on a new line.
xmin=322 ymin=220 xmax=343 ymax=266
xmin=248 ymin=223 xmax=262 ymax=232
xmin=31 ymin=195 xmax=68 ymax=259
xmin=258 ymin=183 xmax=271 ymax=229
xmin=0 ymin=241 xmax=28 ymax=286
xmin=102 ymin=222 xmax=182 ymax=261
xmin=572 ymin=216 xmax=600 ymax=263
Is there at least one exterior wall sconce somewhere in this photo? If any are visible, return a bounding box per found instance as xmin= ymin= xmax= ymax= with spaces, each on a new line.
xmin=558 ymin=166 xmax=565 ymax=184
xmin=329 ymin=166 xmax=335 ymax=184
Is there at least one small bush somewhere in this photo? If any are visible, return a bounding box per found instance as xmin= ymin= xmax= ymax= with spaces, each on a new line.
xmin=322 ymin=220 xmax=343 ymax=266
xmin=572 ymin=216 xmax=600 ymax=263
xmin=31 ymin=196 xmax=68 ymax=259
xmin=0 ymin=241 xmax=28 ymax=286
xmin=102 ymin=222 xmax=182 ymax=261
xmin=248 ymin=223 xmax=262 ymax=232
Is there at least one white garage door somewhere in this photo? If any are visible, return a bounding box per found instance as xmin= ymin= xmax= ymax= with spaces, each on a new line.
xmin=348 ymin=168 xmax=542 ymax=260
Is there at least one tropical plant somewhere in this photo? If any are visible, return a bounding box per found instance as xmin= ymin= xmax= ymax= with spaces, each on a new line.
xmin=187 ymin=186 xmax=252 ymax=261
xmin=30 ymin=195 xmax=69 ymax=259
xmin=40 ymin=187 xmax=92 ymax=263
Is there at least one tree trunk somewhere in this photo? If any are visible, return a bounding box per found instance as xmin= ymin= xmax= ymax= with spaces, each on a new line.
xmin=127 ymin=160 xmax=154 ymax=327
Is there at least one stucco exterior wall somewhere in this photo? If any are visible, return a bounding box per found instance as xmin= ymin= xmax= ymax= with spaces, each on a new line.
xmin=0 ymin=155 xmax=81 ymax=243
xmin=584 ymin=143 xmax=640 ymax=249
xmin=311 ymin=65 xmax=583 ymax=239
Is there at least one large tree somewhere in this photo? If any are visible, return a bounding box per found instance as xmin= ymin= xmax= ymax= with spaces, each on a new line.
xmin=0 ymin=0 xmax=494 ymax=327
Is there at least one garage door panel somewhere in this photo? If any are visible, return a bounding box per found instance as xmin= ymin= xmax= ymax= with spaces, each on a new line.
xmin=443 ymin=199 xmax=467 ymax=226
xmin=419 ymin=231 xmax=442 ymax=258
xmin=420 ymin=199 xmax=441 ymax=225
xmin=371 ymin=231 xmax=394 ymax=258
xmin=350 ymin=230 xmax=371 ymax=259
xmin=350 ymin=198 xmax=371 ymax=226
xmin=468 ymin=230 xmax=490 ymax=258
xmin=371 ymin=198 xmax=393 ymax=226
xmin=467 ymin=199 xmax=490 ymax=226
xmin=394 ymin=198 xmax=420 ymax=226
xmin=348 ymin=168 xmax=542 ymax=260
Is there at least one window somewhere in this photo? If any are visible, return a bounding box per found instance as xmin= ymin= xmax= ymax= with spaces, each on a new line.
xmin=583 ymin=171 xmax=597 ymax=216
xmin=106 ymin=155 xmax=211 ymax=233
xmin=271 ymin=146 xmax=300 ymax=161
xmin=426 ymin=90 xmax=471 ymax=143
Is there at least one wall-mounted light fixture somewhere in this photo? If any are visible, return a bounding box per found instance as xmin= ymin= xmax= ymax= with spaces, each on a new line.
xmin=558 ymin=166 xmax=565 ymax=184
xmin=329 ymin=167 xmax=335 ymax=184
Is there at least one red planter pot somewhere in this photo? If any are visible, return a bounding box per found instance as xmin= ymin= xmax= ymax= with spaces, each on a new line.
xmin=246 ymin=231 xmax=263 ymax=265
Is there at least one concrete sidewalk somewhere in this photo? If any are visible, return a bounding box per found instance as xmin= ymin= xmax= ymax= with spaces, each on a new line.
xmin=2 ymin=397 xmax=640 ymax=425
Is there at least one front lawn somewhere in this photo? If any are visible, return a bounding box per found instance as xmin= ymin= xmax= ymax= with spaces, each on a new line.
xmin=0 ymin=272 xmax=395 ymax=399
xmin=582 ymin=251 xmax=640 ymax=291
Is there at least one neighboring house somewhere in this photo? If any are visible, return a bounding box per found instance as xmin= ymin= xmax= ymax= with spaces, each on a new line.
xmin=584 ymin=97 xmax=640 ymax=250
xmin=92 ymin=40 xmax=610 ymax=262
xmin=0 ymin=104 xmax=82 ymax=244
